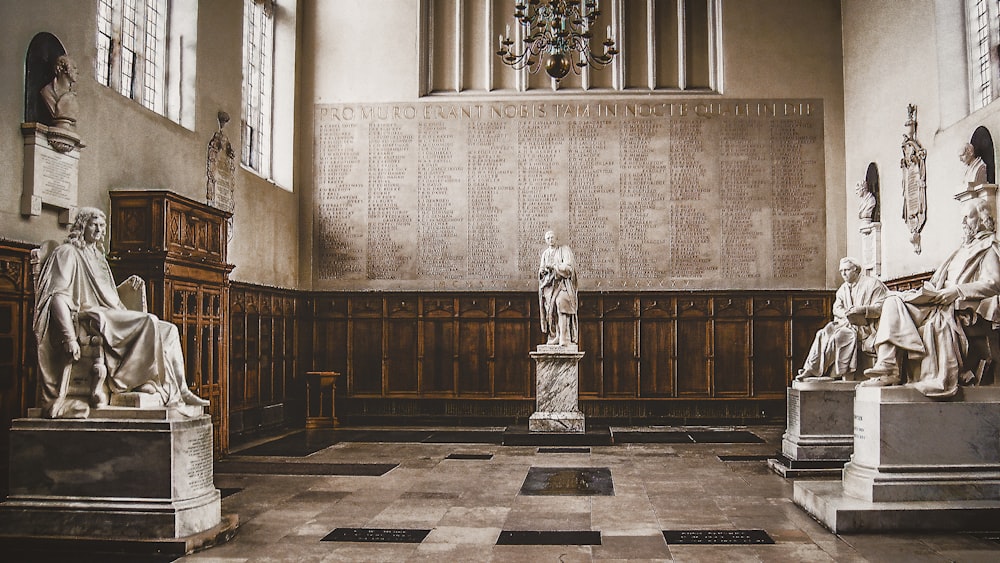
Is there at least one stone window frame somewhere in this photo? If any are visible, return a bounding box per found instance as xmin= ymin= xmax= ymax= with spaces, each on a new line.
xmin=241 ymin=0 xmax=276 ymax=179
xmin=967 ymin=0 xmax=1000 ymax=111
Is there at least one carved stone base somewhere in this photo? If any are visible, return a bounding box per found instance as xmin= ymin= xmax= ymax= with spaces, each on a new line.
xmin=0 ymin=413 xmax=226 ymax=541
xmin=793 ymin=386 xmax=1000 ymax=532
xmin=529 ymin=347 xmax=585 ymax=433
xmin=769 ymin=380 xmax=856 ymax=478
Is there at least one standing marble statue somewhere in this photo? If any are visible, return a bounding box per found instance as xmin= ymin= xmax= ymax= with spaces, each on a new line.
xmin=796 ymin=257 xmax=888 ymax=381
xmin=960 ymin=142 xmax=988 ymax=189
xmin=39 ymin=54 xmax=79 ymax=131
xmin=34 ymin=207 xmax=209 ymax=418
xmin=538 ymin=230 xmax=578 ymax=347
xmin=862 ymin=198 xmax=1000 ymax=397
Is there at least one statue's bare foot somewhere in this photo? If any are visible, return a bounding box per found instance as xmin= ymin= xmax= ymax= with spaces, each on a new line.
xmin=858 ymin=374 xmax=901 ymax=387
xmin=137 ymin=383 xmax=158 ymax=394
xmin=181 ymin=388 xmax=210 ymax=407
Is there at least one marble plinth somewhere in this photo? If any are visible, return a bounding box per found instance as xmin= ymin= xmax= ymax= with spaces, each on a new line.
xmin=529 ymin=346 xmax=585 ymax=433
xmin=0 ymin=412 xmax=228 ymax=544
xmin=793 ymin=386 xmax=1000 ymax=532
xmin=768 ymin=379 xmax=856 ymax=478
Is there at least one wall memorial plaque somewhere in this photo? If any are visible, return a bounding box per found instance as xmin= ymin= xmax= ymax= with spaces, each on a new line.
xmin=313 ymin=99 xmax=826 ymax=291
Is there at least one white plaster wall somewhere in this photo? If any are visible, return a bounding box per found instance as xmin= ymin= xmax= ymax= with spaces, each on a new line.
xmin=0 ymin=0 xmax=299 ymax=288
xmin=842 ymin=0 xmax=1000 ymax=279
xmin=298 ymin=0 xmax=848 ymax=288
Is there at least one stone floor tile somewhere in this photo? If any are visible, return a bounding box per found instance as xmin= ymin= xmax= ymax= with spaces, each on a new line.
xmin=591 ymin=533 xmax=671 ymax=560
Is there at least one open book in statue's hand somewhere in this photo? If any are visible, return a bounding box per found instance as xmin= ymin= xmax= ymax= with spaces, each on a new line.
xmin=899 ymin=281 xmax=939 ymax=305
xmin=117 ymin=275 xmax=148 ymax=312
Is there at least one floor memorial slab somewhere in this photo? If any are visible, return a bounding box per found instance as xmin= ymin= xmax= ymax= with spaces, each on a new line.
xmin=519 ymin=467 xmax=614 ymax=496
xmin=445 ymin=453 xmax=494 ymax=460
xmin=496 ymin=530 xmax=602 ymax=545
xmin=321 ymin=528 xmax=430 ymax=543
xmin=662 ymin=529 xmax=775 ymax=545
xmin=538 ymin=447 xmax=591 ymax=453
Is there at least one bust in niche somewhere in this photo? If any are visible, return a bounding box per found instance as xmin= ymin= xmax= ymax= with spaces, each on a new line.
xmin=856 ymin=180 xmax=877 ymax=224
xmin=40 ymin=54 xmax=79 ymax=131
xmin=959 ymin=142 xmax=988 ymax=189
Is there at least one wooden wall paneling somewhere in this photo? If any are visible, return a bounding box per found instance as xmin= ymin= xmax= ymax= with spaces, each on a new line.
xmin=312 ymin=296 xmax=348 ymax=377
xmin=494 ymin=296 xmax=532 ymax=396
xmin=751 ymin=296 xmax=790 ymax=396
xmin=230 ymin=288 xmax=247 ymax=423
xmin=349 ymin=295 xmax=385 ymax=395
xmin=0 ymin=244 xmax=33 ymax=497
xmin=639 ymin=297 xmax=675 ymax=397
xmin=386 ymin=295 xmax=419 ymax=395
xmin=676 ymin=296 xmax=712 ymax=396
xmin=420 ymin=297 xmax=456 ymax=395
xmin=458 ymin=296 xmax=491 ymax=395
xmin=259 ymin=294 xmax=274 ymax=404
xmin=713 ymin=297 xmax=750 ymax=396
xmin=791 ymin=295 xmax=831 ymax=385
xmin=602 ymin=297 xmax=639 ymax=397
xmin=577 ymin=296 xmax=603 ymax=396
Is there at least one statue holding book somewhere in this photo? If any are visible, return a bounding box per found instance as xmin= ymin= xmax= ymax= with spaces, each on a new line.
xmin=860 ymin=198 xmax=1000 ymax=397
xmin=33 ymin=207 xmax=209 ymax=418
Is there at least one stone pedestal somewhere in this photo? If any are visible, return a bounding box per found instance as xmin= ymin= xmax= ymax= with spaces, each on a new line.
xmin=859 ymin=222 xmax=881 ymax=278
xmin=769 ymin=379 xmax=856 ymax=478
xmin=793 ymin=386 xmax=1000 ymax=532
xmin=0 ymin=409 xmax=237 ymax=550
xmin=529 ymin=345 xmax=585 ymax=433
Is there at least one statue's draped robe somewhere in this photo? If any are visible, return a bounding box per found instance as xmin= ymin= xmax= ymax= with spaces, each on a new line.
xmin=34 ymin=243 xmax=185 ymax=407
xmin=873 ymin=232 xmax=1000 ymax=397
xmin=801 ymin=275 xmax=888 ymax=378
xmin=538 ymin=244 xmax=578 ymax=344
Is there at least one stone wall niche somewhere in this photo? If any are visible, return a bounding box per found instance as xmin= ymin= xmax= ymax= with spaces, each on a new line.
xmin=20 ymin=33 xmax=83 ymax=224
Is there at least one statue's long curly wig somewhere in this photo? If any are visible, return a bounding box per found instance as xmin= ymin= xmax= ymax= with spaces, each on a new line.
xmin=65 ymin=207 xmax=107 ymax=253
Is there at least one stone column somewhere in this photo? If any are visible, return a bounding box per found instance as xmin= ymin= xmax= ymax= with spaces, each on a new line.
xmin=529 ymin=345 xmax=585 ymax=433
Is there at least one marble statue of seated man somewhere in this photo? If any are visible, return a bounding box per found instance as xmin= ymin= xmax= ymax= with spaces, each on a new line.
xmin=33 ymin=207 xmax=209 ymax=418
xmin=860 ymin=198 xmax=1000 ymax=397
xmin=796 ymin=257 xmax=888 ymax=381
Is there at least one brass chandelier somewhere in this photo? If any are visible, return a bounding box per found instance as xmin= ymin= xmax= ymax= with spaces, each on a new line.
xmin=496 ymin=0 xmax=619 ymax=81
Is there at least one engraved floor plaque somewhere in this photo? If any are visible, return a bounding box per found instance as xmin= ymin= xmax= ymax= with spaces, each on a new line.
xmin=322 ymin=528 xmax=430 ymax=543
xmin=662 ymin=529 xmax=775 ymax=545
xmin=538 ymin=447 xmax=591 ymax=453
xmin=445 ymin=453 xmax=494 ymax=460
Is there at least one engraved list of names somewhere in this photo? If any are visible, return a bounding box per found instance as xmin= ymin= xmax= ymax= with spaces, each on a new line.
xmin=314 ymin=99 xmax=825 ymax=291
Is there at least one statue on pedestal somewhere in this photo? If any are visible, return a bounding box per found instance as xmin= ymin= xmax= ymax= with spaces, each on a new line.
xmin=33 ymin=207 xmax=209 ymax=418
xmin=960 ymin=142 xmax=988 ymax=189
xmin=796 ymin=257 xmax=888 ymax=381
xmin=861 ymin=198 xmax=1000 ymax=397
xmin=538 ymin=230 xmax=578 ymax=347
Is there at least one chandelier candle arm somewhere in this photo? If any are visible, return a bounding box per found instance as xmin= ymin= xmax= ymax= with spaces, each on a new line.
xmin=497 ymin=0 xmax=619 ymax=81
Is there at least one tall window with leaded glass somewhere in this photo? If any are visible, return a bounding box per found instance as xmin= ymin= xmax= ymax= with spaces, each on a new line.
xmin=241 ymin=0 xmax=276 ymax=178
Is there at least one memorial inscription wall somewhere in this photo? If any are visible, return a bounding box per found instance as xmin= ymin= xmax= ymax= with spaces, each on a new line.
xmin=314 ymin=99 xmax=825 ymax=291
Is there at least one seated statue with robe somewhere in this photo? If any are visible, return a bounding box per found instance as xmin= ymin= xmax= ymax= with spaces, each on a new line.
xmin=796 ymin=257 xmax=888 ymax=381
xmin=861 ymin=198 xmax=1000 ymax=397
xmin=33 ymin=207 xmax=209 ymax=418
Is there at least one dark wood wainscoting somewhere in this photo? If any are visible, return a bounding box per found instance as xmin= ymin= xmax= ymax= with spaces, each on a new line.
xmin=0 ymin=241 xmax=35 ymax=497
xmin=309 ymin=291 xmax=834 ymax=424
xmin=229 ymin=283 xmax=303 ymax=445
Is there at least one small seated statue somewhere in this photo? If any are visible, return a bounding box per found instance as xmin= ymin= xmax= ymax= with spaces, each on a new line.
xmin=796 ymin=257 xmax=888 ymax=381
xmin=33 ymin=207 xmax=209 ymax=418
xmin=860 ymin=198 xmax=1000 ymax=397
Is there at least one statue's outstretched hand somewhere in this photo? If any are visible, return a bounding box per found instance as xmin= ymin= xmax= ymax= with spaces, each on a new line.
xmin=929 ymin=286 xmax=961 ymax=306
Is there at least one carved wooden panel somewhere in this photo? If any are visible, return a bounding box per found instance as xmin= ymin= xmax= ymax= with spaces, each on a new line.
xmin=0 ymin=242 xmax=33 ymax=497
xmin=109 ymin=190 xmax=232 ymax=455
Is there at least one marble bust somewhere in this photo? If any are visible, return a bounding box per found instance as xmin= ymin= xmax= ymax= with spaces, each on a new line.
xmin=538 ymin=230 xmax=578 ymax=347
xmin=960 ymin=142 xmax=988 ymax=189
xmin=856 ymin=180 xmax=877 ymax=224
xmin=39 ymin=54 xmax=79 ymax=131
xmin=33 ymin=207 xmax=209 ymax=418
